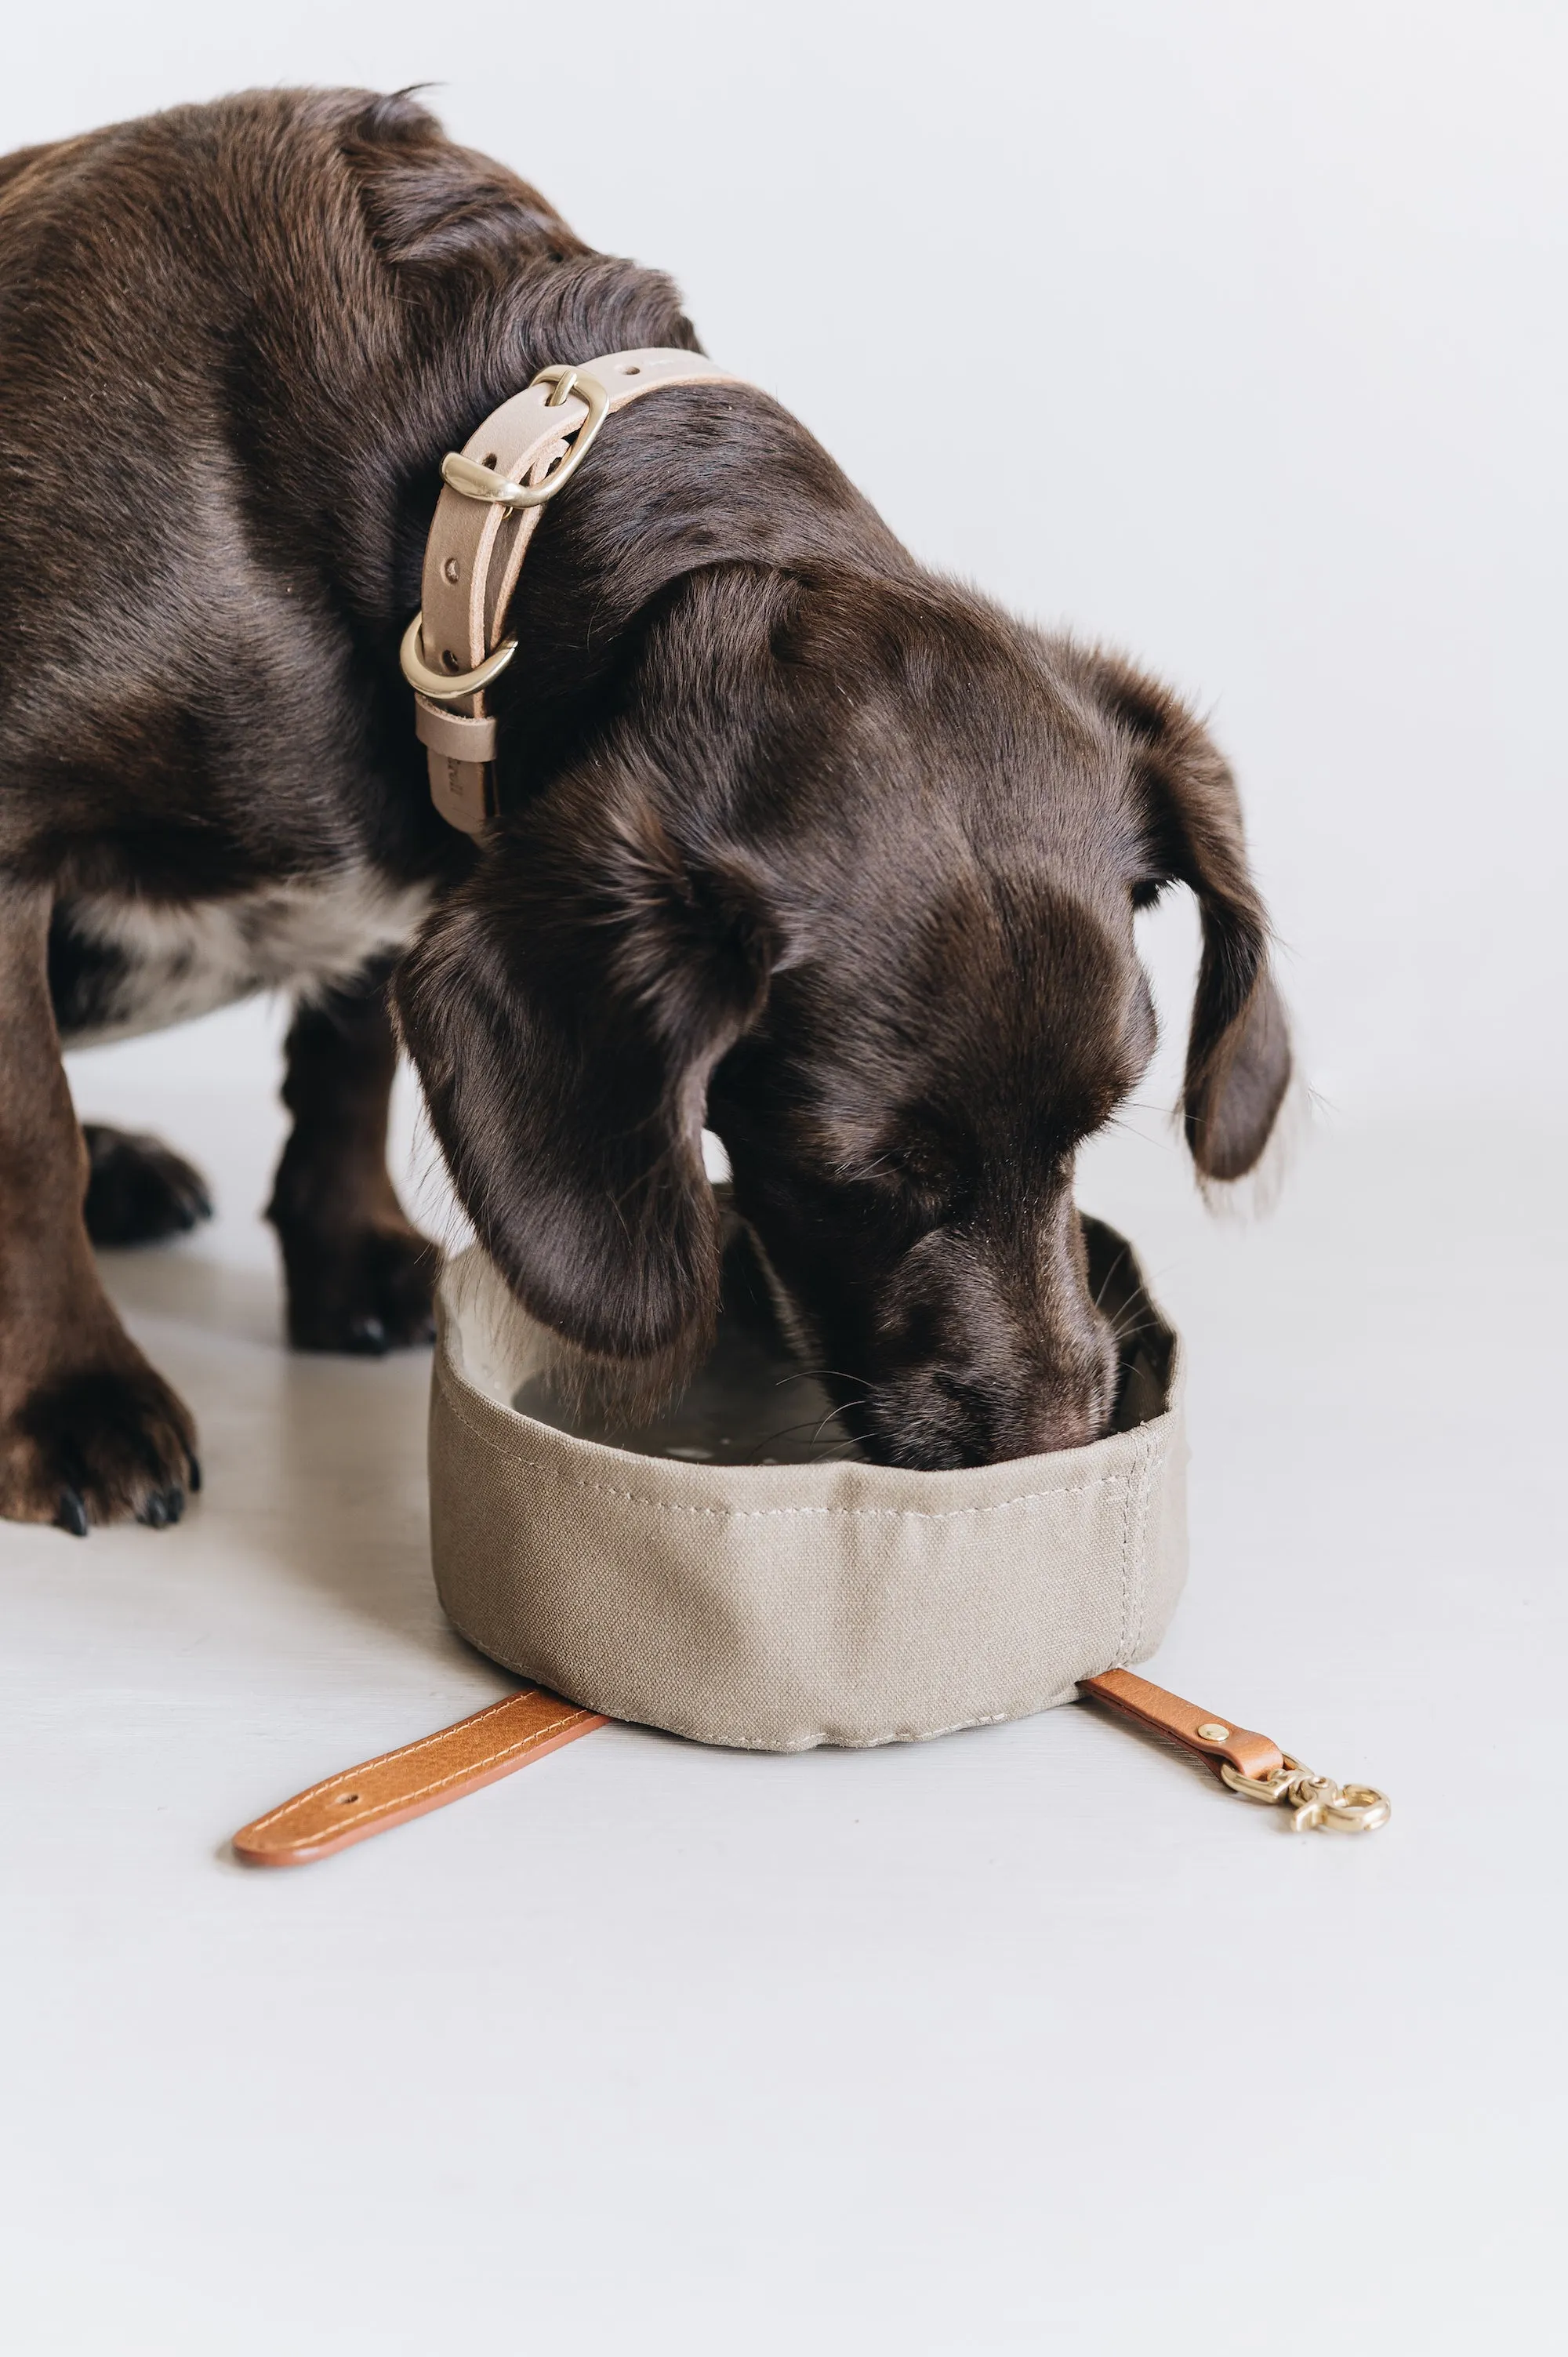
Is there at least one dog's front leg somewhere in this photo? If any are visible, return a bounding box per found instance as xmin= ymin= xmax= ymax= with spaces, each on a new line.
xmin=0 ymin=880 xmax=198 ymax=1533
xmin=267 ymin=964 xmax=439 ymax=1355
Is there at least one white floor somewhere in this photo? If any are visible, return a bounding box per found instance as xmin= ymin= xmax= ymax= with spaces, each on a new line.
xmin=2 ymin=1001 xmax=1563 ymax=2354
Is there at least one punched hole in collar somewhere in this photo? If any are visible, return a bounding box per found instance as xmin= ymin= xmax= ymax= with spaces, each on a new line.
xmin=619 ymin=363 xmax=641 ymax=375
xmin=334 ymin=1792 xmax=361 ymax=1807
xmin=481 ymin=452 xmax=498 ymax=468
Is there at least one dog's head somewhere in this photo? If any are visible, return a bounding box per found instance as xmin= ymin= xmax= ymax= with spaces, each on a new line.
xmin=397 ymin=567 xmax=1289 ymax=1469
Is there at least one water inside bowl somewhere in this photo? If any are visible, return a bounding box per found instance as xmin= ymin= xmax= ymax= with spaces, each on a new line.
xmin=512 ymin=1222 xmax=856 ymax=1462
xmin=511 ymin=1215 xmax=1174 ymax=1467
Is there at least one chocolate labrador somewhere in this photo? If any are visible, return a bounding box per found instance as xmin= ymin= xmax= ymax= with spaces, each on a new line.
xmin=0 ymin=88 xmax=1290 ymax=1529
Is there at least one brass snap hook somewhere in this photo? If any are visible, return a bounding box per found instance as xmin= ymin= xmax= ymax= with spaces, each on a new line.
xmin=1219 ymin=1756 xmax=1391 ymax=1833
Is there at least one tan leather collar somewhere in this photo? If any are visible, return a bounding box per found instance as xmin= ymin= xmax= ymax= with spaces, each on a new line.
xmin=400 ymin=347 xmax=740 ymax=832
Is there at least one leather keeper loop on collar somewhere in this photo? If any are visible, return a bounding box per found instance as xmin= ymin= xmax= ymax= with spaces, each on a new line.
xmin=414 ymin=699 xmax=497 ymax=764
xmin=403 ymin=347 xmax=742 ymax=833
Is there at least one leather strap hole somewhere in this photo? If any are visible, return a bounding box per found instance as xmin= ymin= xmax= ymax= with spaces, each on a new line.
xmin=618 ymin=363 xmax=641 ymax=375
xmin=481 ymin=452 xmax=498 ymax=469
xmin=335 ymin=1792 xmax=361 ymax=1807
xmin=441 ymin=650 xmax=461 ymax=673
xmin=441 ymin=557 xmax=460 ymax=585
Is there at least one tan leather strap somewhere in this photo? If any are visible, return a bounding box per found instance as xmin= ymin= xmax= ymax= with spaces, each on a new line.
xmin=1078 ymin=1667 xmax=1286 ymax=1782
xmin=231 ymin=1665 xmax=1378 ymax=1865
xmin=408 ymin=347 xmax=741 ymax=831
xmin=231 ymin=1686 xmax=607 ymax=1865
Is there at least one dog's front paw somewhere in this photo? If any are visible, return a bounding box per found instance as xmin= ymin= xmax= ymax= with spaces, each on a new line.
xmin=82 ymin=1124 xmax=213 ymax=1247
xmin=283 ymin=1220 xmax=441 ymax=1356
xmin=0 ymin=1350 xmax=199 ymax=1534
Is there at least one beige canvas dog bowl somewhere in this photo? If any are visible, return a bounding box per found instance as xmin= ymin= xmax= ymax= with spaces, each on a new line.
xmin=427 ymin=1217 xmax=1187 ymax=1752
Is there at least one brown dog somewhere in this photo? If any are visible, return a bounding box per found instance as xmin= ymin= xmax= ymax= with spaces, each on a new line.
xmin=0 ymin=88 xmax=1290 ymax=1527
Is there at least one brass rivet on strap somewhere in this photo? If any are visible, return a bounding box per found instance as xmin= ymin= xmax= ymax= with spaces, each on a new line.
xmin=1196 ymin=1723 xmax=1231 ymax=1741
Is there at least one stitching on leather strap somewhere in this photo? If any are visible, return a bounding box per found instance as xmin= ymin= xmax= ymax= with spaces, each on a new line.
xmin=241 ymin=1701 xmax=590 ymax=1838
xmin=1127 ymin=1426 xmax=1155 ymax=1662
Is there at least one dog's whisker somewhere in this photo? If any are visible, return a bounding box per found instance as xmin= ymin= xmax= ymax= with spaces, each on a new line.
xmin=749 ymin=1396 xmax=873 ymax=1446
xmin=1091 ymin=1257 xmax=1129 ymax=1315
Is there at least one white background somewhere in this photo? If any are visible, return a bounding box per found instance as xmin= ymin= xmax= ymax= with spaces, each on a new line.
xmin=2 ymin=8 xmax=1564 ymax=2352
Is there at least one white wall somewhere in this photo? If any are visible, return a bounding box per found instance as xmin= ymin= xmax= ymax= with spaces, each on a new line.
xmin=9 ymin=1 xmax=1564 ymax=1119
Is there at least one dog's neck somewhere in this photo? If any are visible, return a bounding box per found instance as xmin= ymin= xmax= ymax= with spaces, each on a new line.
xmin=394 ymin=359 xmax=906 ymax=826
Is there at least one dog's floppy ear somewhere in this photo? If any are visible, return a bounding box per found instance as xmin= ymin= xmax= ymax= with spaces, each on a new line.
xmin=1086 ymin=650 xmax=1291 ymax=1181
xmin=394 ymin=772 xmax=781 ymax=1367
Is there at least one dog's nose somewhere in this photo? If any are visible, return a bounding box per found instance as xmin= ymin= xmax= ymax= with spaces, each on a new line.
xmin=855 ymin=1355 xmax=1112 ymax=1471
xmin=1018 ymin=1390 xmax=1109 ymax=1456
xmin=843 ymin=1362 xmax=989 ymax=1469
xmin=927 ymin=1368 xmax=1004 ymax=1465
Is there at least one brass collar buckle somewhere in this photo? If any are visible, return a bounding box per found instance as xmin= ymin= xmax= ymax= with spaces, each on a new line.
xmin=437 ymin=363 xmax=611 ymax=515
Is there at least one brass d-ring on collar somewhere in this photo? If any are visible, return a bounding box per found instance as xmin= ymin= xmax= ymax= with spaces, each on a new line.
xmin=439 ymin=365 xmax=612 ymax=512
xmin=397 ymin=616 xmax=518 ymax=706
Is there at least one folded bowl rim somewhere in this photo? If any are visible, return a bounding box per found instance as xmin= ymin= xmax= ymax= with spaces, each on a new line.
xmin=435 ymin=1236 xmax=1182 ymax=1508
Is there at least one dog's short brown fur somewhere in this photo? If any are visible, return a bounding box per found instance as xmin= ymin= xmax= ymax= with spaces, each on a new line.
xmin=0 ymin=89 xmax=1290 ymax=1526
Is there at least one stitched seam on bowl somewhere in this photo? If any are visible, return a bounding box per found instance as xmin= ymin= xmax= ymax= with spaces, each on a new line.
xmin=436 ymin=1363 xmax=1134 ymax=1521
xmin=447 ymin=1642 xmax=1066 ymax=1749
xmin=719 ymin=1709 xmax=1013 ymax=1749
xmin=1128 ymin=1429 xmax=1156 ymax=1660
xmin=1116 ymin=1445 xmax=1134 ymax=1663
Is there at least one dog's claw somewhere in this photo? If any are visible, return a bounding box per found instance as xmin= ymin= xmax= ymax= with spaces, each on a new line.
xmin=278 ymin=1221 xmax=439 ymax=1357
xmin=136 ymin=1482 xmax=187 ymax=1529
xmin=7 ymin=1361 xmax=196 ymax=1534
xmin=55 ymin=1487 xmax=89 ymax=1538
